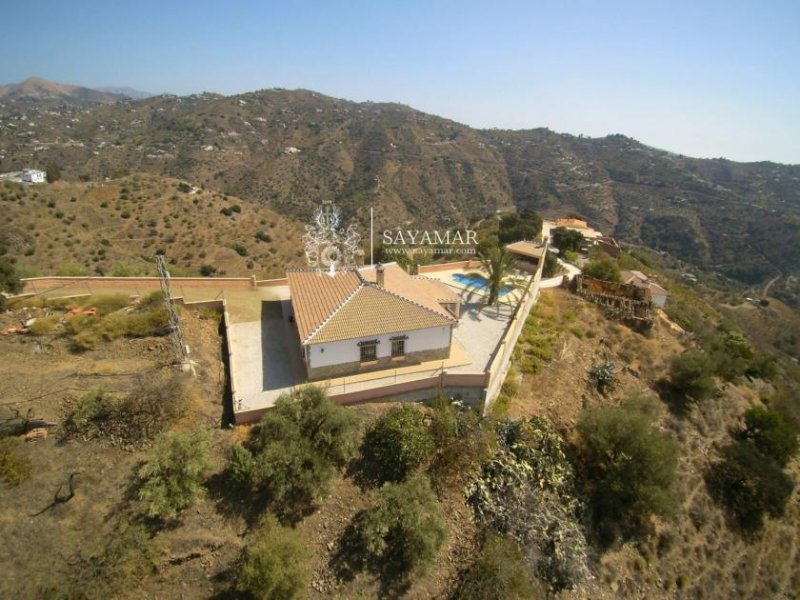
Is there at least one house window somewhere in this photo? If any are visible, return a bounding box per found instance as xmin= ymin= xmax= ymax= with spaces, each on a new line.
xmin=391 ymin=339 xmax=405 ymax=357
xmin=360 ymin=343 xmax=377 ymax=362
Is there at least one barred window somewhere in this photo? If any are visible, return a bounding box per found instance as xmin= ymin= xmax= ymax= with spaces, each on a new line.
xmin=391 ymin=339 xmax=405 ymax=357
xmin=360 ymin=343 xmax=377 ymax=362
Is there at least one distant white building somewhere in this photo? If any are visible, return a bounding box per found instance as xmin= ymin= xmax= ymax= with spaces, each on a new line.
xmin=21 ymin=169 xmax=46 ymax=183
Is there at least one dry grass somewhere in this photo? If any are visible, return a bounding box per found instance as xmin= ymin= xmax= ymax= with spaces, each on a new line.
xmin=0 ymin=175 xmax=305 ymax=280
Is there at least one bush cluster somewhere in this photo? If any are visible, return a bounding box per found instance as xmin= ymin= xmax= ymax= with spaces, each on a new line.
xmin=428 ymin=398 xmax=494 ymax=491
xmin=455 ymin=534 xmax=540 ymax=600
xmin=237 ymin=514 xmax=310 ymax=600
xmin=137 ymin=429 xmax=215 ymax=521
xmin=354 ymin=475 xmax=446 ymax=579
xmin=360 ymin=405 xmax=434 ymax=483
xmin=228 ymin=386 xmax=358 ymax=521
xmin=573 ymin=395 xmax=677 ymax=544
xmin=707 ymin=441 xmax=794 ymax=535
xmin=63 ymin=374 xmax=188 ymax=446
xmin=582 ymin=258 xmax=621 ymax=283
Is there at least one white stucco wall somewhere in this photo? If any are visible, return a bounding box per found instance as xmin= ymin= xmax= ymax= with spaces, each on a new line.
xmin=651 ymin=291 xmax=667 ymax=308
xmin=307 ymin=326 xmax=451 ymax=368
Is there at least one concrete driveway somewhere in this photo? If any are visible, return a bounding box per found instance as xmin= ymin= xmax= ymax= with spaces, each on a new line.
xmin=451 ymin=300 xmax=512 ymax=371
xmin=229 ymin=299 xmax=305 ymax=411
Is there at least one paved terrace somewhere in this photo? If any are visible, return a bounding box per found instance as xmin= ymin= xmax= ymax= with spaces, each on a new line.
xmin=19 ymin=266 xmax=530 ymax=421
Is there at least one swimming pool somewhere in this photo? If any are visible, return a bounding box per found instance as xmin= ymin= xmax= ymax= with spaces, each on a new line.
xmin=452 ymin=273 xmax=514 ymax=297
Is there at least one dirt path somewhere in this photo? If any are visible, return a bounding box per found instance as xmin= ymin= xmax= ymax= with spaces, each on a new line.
xmin=762 ymin=273 xmax=781 ymax=297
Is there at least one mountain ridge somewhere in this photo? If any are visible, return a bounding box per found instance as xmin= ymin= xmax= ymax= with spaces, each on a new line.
xmin=0 ymin=76 xmax=125 ymax=104
xmin=1 ymin=81 xmax=798 ymax=304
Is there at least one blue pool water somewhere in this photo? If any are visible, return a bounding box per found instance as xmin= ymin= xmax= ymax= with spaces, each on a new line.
xmin=452 ymin=273 xmax=513 ymax=297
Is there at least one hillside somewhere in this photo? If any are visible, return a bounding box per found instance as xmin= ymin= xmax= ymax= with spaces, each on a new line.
xmin=0 ymin=77 xmax=124 ymax=104
xmin=0 ymin=83 xmax=799 ymax=304
xmin=0 ymin=175 xmax=305 ymax=279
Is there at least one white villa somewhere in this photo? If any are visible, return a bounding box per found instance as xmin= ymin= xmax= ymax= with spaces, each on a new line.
xmin=287 ymin=263 xmax=461 ymax=380
xmin=21 ymin=169 xmax=46 ymax=183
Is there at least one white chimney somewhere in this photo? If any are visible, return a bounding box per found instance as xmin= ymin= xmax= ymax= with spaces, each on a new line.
xmin=376 ymin=263 xmax=385 ymax=287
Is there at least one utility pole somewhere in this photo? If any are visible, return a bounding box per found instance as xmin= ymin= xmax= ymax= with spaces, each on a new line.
xmin=155 ymin=254 xmax=191 ymax=370
xmin=370 ymin=206 xmax=374 ymax=265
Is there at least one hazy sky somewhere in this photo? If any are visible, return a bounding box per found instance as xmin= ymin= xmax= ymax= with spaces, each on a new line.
xmin=2 ymin=1 xmax=798 ymax=163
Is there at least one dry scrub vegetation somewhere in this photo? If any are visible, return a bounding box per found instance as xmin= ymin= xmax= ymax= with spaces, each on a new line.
xmin=0 ymin=175 xmax=305 ymax=280
xmin=1 ymin=281 xmax=798 ymax=599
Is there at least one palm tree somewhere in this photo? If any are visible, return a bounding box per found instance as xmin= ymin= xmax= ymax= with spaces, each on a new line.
xmin=479 ymin=244 xmax=519 ymax=307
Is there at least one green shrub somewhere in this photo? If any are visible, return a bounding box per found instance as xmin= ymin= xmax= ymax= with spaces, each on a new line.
xmin=260 ymin=385 xmax=358 ymax=467
xmin=237 ymin=514 xmax=310 ymax=600
xmin=229 ymin=443 xmax=256 ymax=489
xmin=500 ymin=367 xmax=520 ymax=397
xmin=428 ymin=399 xmax=494 ymax=490
xmin=574 ymin=395 xmax=677 ymax=542
xmin=663 ymin=349 xmax=715 ymax=409
xmin=582 ymin=258 xmax=621 ymax=282
xmin=588 ymin=361 xmax=618 ymax=395
xmin=71 ymin=328 xmax=102 ymax=351
xmin=550 ymin=227 xmax=584 ymax=253
xmin=0 ymin=257 xmax=22 ymax=297
xmin=707 ymin=442 xmax=794 ymax=534
xmin=28 ymin=315 xmax=59 ymax=336
xmin=361 ymin=405 xmax=434 ymax=483
xmin=357 ymin=475 xmax=446 ymax=577
xmin=139 ymin=290 xmax=165 ymax=310
xmin=138 ymin=429 xmax=214 ymax=520
xmin=542 ymin=251 xmax=560 ymax=278
xmin=0 ymin=437 xmax=32 ymax=486
xmin=741 ymin=407 xmax=799 ymax=467
xmin=97 ymin=309 xmax=169 ymax=340
xmin=243 ymin=386 xmax=358 ymax=520
xmin=455 ymin=534 xmax=540 ymax=600
xmin=91 ymin=294 xmax=131 ymax=315
xmin=65 ymin=313 xmax=97 ymax=335
xmin=65 ymin=387 xmax=116 ymax=435
xmin=233 ymin=243 xmax=248 ymax=256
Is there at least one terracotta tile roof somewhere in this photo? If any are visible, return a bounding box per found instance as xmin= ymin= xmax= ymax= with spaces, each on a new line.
xmin=310 ymin=285 xmax=454 ymax=344
xmin=287 ymin=270 xmax=362 ymax=343
xmin=360 ymin=263 xmax=460 ymax=318
xmin=505 ymin=240 xmax=545 ymax=260
xmin=288 ymin=265 xmax=457 ymax=345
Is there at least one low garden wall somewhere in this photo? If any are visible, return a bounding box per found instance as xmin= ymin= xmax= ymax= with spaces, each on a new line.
xmin=482 ymin=240 xmax=549 ymax=413
xmin=417 ymin=259 xmax=482 ymax=274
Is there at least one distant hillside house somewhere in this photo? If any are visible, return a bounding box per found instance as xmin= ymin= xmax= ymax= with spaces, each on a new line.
xmin=621 ymin=270 xmax=668 ymax=308
xmin=21 ymin=169 xmax=46 ymax=183
xmin=595 ymin=236 xmax=621 ymax=257
xmin=548 ymin=217 xmax=603 ymax=240
xmin=287 ymin=263 xmax=461 ymax=380
xmin=505 ymin=240 xmax=545 ymax=273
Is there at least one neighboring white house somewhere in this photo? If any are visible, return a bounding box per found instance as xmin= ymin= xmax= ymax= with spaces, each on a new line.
xmin=21 ymin=169 xmax=46 ymax=183
xmin=621 ymin=269 xmax=668 ymax=308
xmin=287 ymin=263 xmax=461 ymax=380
